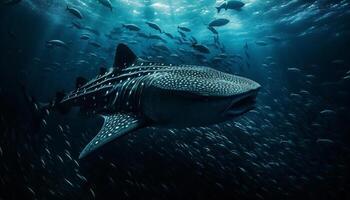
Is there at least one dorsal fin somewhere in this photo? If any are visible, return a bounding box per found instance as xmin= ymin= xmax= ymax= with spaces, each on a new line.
xmin=113 ymin=43 xmax=137 ymax=69
xmin=76 ymin=76 xmax=87 ymax=89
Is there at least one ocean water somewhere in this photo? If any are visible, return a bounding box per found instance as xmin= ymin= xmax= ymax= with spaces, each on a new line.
xmin=0 ymin=0 xmax=349 ymax=199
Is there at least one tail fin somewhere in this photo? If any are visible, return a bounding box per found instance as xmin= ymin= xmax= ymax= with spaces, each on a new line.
xmin=216 ymin=7 xmax=221 ymax=13
xmin=21 ymin=84 xmax=71 ymax=129
xmin=20 ymin=84 xmax=50 ymax=129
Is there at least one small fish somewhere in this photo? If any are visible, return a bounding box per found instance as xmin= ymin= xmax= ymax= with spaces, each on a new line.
xmin=287 ymin=67 xmax=301 ymax=72
xmin=77 ymin=60 xmax=89 ymax=65
xmin=58 ymin=125 xmax=64 ymax=133
xmin=216 ymin=0 xmax=245 ymax=13
xmin=98 ymin=0 xmax=112 ymax=11
xmin=41 ymin=119 xmax=47 ymax=127
xmin=192 ymin=44 xmax=211 ymax=54
xmin=66 ymin=5 xmax=83 ymax=19
xmin=178 ymin=26 xmax=191 ymax=32
xmin=208 ymin=26 xmax=218 ymax=35
xmin=27 ymin=187 xmax=35 ymax=195
xmin=163 ymin=32 xmax=174 ymax=39
xmin=316 ymin=138 xmax=334 ymax=144
xmin=80 ymin=34 xmax=90 ymax=40
xmin=255 ymin=40 xmax=268 ymax=46
xmin=209 ymin=18 xmax=230 ymax=27
xmin=65 ymin=178 xmax=74 ymax=187
xmin=152 ymin=42 xmax=169 ymax=52
xmin=170 ymin=53 xmax=179 ymax=58
xmin=280 ymin=140 xmax=293 ymax=145
xmin=320 ymin=109 xmax=336 ymax=116
xmin=46 ymin=40 xmax=68 ymax=49
xmin=77 ymin=174 xmax=87 ymax=182
xmin=146 ymin=22 xmax=162 ymax=33
xmin=89 ymin=41 xmax=101 ymax=48
xmin=122 ymin=24 xmax=140 ymax=31
xmin=299 ymin=90 xmax=310 ymax=95
xmin=90 ymin=188 xmax=96 ymax=199
xmin=57 ymin=155 xmax=63 ymax=163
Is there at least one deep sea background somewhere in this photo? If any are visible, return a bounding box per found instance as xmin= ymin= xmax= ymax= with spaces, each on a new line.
xmin=0 ymin=0 xmax=350 ymax=199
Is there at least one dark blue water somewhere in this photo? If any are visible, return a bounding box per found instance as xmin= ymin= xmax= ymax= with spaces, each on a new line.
xmin=1 ymin=0 xmax=349 ymax=199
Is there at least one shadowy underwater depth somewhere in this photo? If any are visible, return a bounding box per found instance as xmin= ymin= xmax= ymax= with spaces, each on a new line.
xmin=1 ymin=0 xmax=350 ymax=199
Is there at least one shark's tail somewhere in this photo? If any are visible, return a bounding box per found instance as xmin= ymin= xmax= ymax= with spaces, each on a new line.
xmin=20 ymin=84 xmax=51 ymax=130
xmin=20 ymin=85 xmax=70 ymax=130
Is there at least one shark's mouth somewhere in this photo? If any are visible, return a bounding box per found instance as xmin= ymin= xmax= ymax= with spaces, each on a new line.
xmin=224 ymin=90 xmax=259 ymax=116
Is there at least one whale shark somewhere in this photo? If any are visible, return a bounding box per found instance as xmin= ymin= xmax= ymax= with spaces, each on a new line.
xmin=41 ymin=44 xmax=261 ymax=159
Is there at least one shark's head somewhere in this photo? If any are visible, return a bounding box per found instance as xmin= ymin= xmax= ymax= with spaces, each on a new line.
xmin=142 ymin=67 xmax=261 ymax=127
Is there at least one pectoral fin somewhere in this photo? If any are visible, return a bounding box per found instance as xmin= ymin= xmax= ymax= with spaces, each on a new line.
xmin=79 ymin=113 xmax=144 ymax=159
